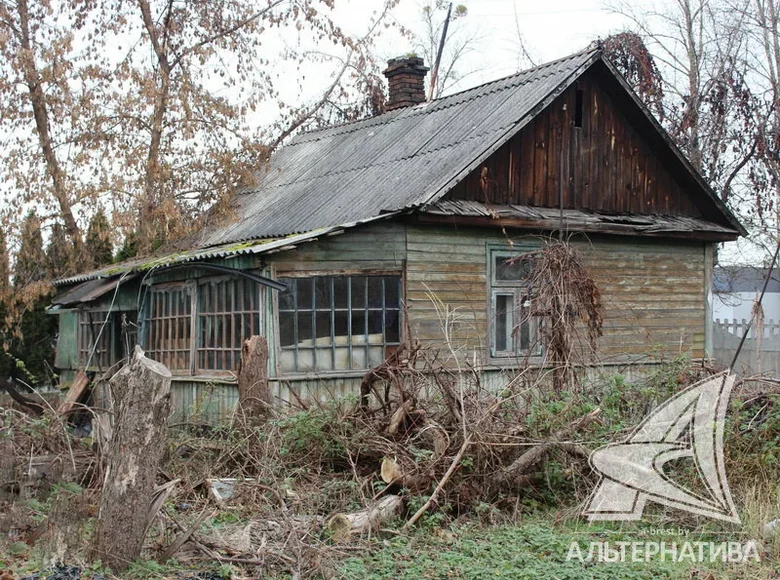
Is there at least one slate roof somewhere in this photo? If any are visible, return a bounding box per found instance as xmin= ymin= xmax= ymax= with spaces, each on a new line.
xmin=55 ymin=47 xmax=745 ymax=287
xmin=197 ymin=48 xmax=602 ymax=246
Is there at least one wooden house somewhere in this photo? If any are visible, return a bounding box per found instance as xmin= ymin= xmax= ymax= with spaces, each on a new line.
xmin=50 ymin=48 xmax=745 ymax=422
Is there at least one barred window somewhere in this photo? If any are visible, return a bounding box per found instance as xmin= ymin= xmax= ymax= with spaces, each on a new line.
xmin=278 ymin=275 xmax=401 ymax=373
xmin=144 ymin=277 xmax=263 ymax=374
xmin=78 ymin=310 xmax=138 ymax=370
xmin=146 ymin=284 xmax=193 ymax=371
xmin=78 ymin=310 xmax=114 ymax=370
xmin=197 ymin=278 xmax=261 ymax=371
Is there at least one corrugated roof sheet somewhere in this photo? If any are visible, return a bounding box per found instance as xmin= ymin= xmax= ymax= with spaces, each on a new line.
xmin=53 ymin=218 xmax=389 ymax=286
xmin=197 ymin=49 xmax=600 ymax=247
xmin=52 ymin=277 xmax=131 ymax=306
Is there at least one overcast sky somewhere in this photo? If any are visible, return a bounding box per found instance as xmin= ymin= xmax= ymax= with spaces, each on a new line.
xmin=381 ymin=0 xmax=631 ymax=89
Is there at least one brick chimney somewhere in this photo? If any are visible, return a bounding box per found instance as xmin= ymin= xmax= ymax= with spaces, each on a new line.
xmin=383 ymin=56 xmax=429 ymax=111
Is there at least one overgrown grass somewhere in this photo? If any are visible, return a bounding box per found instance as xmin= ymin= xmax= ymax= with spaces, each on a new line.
xmin=338 ymin=518 xmax=777 ymax=579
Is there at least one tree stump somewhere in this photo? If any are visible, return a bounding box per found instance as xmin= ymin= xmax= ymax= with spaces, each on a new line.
xmin=237 ymin=335 xmax=270 ymax=420
xmin=91 ymin=346 xmax=171 ymax=573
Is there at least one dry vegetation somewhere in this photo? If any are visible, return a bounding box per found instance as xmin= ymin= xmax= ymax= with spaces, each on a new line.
xmin=1 ymin=242 xmax=779 ymax=578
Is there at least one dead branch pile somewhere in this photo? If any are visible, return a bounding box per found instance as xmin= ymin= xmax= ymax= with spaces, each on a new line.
xmin=515 ymin=238 xmax=604 ymax=390
xmin=0 ymin=407 xmax=95 ymax=500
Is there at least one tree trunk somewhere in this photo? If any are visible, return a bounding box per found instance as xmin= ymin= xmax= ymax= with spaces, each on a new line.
xmin=91 ymin=346 xmax=171 ymax=572
xmin=237 ymin=335 xmax=270 ymax=419
xmin=16 ymin=0 xmax=83 ymax=258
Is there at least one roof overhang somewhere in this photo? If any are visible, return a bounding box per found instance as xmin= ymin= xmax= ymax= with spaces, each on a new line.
xmin=415 ymin=201 xmax=742 ymax=242
xmin=53 ymin=214 xmax=397 ymax=288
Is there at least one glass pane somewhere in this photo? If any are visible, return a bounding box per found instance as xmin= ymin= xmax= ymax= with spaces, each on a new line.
xmin=278 ymin=280 xmax=295 ymax=311
xmin=518 ymin=319 xmax=531 ymax=351
xmin=316 ymin=311 xmax=331 ymax=340
xmin=279 ymin=312 xmax=295 ymax=346
xmin=334 ymin=310 xmax=349 ymax=338
xmin=495 ymin=294 xmax=514 ymax=352
xmin=384 ymin=276 xmax=400 ymax=307
xmin=333 ymin=277 xmax=348 ymax=308
xmin=314 ymin=277 xmax=331 ymax=310
xmin=367 ymin=310 xmax=383 ymax=335
xmin=297 ymin=278 xmax=313 ymax=310
xmin=351 ymin=277 xmax=366 ymax=309
xmin=298 ymin=313 xmax=313 ymax=342
xmin=385 ymin=310 xmax=400 ymax=343
xmin=495 ymin=255 xmax=532 ymax=281
xmin=351 ymin=311 xmax=366 ymax=340
xmin=368 ymin=277 xmax=383 ymax=308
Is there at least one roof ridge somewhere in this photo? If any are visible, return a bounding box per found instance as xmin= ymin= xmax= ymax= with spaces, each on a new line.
xmin=288 ymin=46 xmax=600 ymax=145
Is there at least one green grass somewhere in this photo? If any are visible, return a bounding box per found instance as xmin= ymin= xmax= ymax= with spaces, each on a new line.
xmin=337 ymin=518 xmax=776 ymax=580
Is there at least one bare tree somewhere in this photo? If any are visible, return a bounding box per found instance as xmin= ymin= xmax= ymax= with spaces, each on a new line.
xmin=608 ymin=0 xmax=758 ymax=205
xmin=737 ymin=0 xmax=780 ymax=238
xmin=0 ymin=0 xmax=398 ymax=258
xmin=412 ymin=1 xmax=480 ymax=98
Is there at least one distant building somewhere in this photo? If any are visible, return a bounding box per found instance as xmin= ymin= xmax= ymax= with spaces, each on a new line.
xmin=713 ymin=267 xmax=780 ymax=323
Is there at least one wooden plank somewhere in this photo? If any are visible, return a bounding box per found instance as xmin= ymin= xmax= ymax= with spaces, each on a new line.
xmin=58 ymin=371 xmax=90 ymax=415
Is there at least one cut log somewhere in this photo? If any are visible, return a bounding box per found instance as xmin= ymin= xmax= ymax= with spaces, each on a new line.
xmin=386 ymin=399 xmax=414 ymax=435
xmin=57 ymin=371 xmax=89 ymax=415
xmin=237 ymin=336 xmax=270 ymax=420
xmin=381 ymin=457 xmax=404 ymax=484
xmin=91 ymin=346 xmax=171 ymax=573
xmin=327 ymin=495 xmax=403 ymax=540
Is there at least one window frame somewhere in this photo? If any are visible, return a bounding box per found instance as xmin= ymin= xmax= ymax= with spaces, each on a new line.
xmin=77 ymin=309 xmax=115 ymax=371
xmin=488 ymin=245 xmax=541 ymax=361
xmin=77 ymin=308 xmax=138 ymax=371
xmin=195 ymin=275 xmax=263 ymax=374
xmin=142 ymin=276 xmax=264 ymax=377
xmin=275 ymin=271 xmax=403 ymax=376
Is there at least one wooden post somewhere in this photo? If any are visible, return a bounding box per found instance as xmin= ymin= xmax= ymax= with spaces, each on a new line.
xmin=237 ymin=335 xmax=270 ymax=420
xmin=91 ymin=346 xmax=171 ymax=573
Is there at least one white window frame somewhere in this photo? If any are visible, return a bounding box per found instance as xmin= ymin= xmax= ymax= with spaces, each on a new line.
xmin=488 ymin=246 xmax=540 ymax=360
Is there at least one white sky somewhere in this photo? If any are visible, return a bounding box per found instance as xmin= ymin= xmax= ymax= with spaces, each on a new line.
xmin=384 ymin=0 xmax=630 ymax=86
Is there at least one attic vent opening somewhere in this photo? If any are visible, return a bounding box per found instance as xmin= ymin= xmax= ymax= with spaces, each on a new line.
xmin=574 ymin=89 xmax=585 ymax=128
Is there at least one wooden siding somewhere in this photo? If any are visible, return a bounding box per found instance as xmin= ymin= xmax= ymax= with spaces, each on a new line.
xmin=583 ymin=238 xmax=706 ymax=359
xmin=447 ymin=73 xmax=703 ymax=219
xmin=406 ymin=225 xmax=707 ymax=364
xmin=268 ymin=222 xmax=406 ymax=273
xmin=54 ymin=311 xmax=79 ymax=370
xmin=405 ymin=225 xmax=492 ymax=361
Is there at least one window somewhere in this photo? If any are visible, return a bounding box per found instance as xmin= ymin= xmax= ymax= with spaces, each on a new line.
xmin=490 ymin=248 xmax=539 ymax=358
xmin=146 ymin=284 xmax=193 ymax=371
xmin=144 ymin=277 xmax=262 ymax=374
xmin=197 ymin=278 xmax=261 ymax=371
xmin=78 ymin=310 xmax=114 ymax=370
xmin=278 ymin=275 xmax=401 ymax=373
xmin=78 ymin=310 xmax=138 ymax=370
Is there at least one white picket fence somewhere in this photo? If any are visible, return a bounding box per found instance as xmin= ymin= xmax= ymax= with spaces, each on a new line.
xmin=713 ymin=318 xmax=780 ymax=377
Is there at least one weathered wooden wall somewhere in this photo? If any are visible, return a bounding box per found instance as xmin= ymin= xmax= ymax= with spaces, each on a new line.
xmin=584 ymin=237 xmax=706 ymax=359
xmin=266 ymin=222 xmax=406 ymax=273
xmin=447 ymin=73 xmax=703 ymax=219
xmin=405 ymin=225 xmax=489 ymax=357
xmin=405 ymin=225 xmax=707 ymax=364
